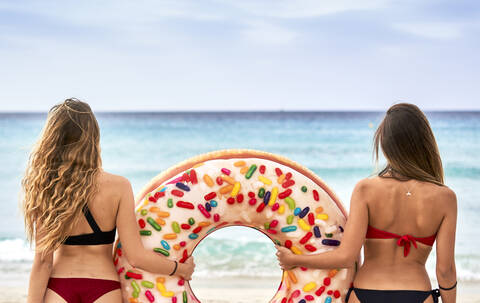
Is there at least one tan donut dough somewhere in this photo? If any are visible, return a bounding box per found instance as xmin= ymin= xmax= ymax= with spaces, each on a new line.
xmin=113 ymin=149 xmax=357 ymax=303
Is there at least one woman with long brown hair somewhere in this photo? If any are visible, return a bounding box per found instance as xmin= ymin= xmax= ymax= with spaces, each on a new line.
xmin=22 ymin=98 xmax=195 ymax=302
xmin=276 ymin=103 xmax=457 ymax=303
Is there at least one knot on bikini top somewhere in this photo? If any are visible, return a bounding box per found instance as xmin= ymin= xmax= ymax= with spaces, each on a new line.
xmin=366 ymin=225 xmax=436 ymax=257
xmin=396 ymin=234 xmax=418 ymax=257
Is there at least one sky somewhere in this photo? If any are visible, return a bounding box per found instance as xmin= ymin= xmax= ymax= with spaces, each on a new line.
xmin=0 ymin=0 xmax=479 ymax=111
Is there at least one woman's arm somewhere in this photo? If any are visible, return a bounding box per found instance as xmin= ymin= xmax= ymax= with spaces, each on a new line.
xmin=435 ymin=188 xmax=457 ymax=303
xmin=276 ymin=179 xmax=369 ymax=270
xmin=27 ymin=228 xmax=53 ymax=303
xmin=116 ymin=177 xmax=195 ymax=280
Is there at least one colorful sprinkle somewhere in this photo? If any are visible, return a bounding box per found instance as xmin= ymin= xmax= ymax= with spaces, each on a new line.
xmin=291 ymin=246 xmax=302 ymax=254
xmin=300 ymin=232 xmax=313 ymax=244
xmin=303 ymin=282 xmax=317 ymax=292
xmin=284 ymin=197 xmax=296 ymax=210
xmin=287 ymin=214 xmax=294 ymax=224
xmin=278 ymin=188 xmax=292 ymax=199
xmin=131 ymin=280 xmax=141 ymax=292
xmin=281 ymin=226 xmax=297 ymax=233
xmin=221 ymin=175 xmax=235 ymax=185
xmin=245 ymin=164 xmax=257 ymax=179
xmin=204 ymin=192 xmax=216 ymax=201
xmin=161 ymin=240 xmax=170 ymax=250
xmin=175 ymin=183 xmax=190 ymax=192
xmin=176 ymin=201 xmax=194 ymax=209
xmin=171 ymin=189 xmax=184 ymax=197
xmin=154 ymin=247 xmax=170 ymax=256
xmin=317 ymin=213 xmax=329 ymax=221
xmin=203 ymin=174 xmax=214 ymax=187
xmin=127 ymin=272 xmax=143 ymax=280
xmin=147 ymin=217 xmax=162 ymax=231
xmin=219 ymin=184 xmax=233 ymax=194
xmin=298 ymin=219 xmax=311 ymax=231
xmin=299 ymin=207 xmax=310 ymax=218
xmin=163 ymin=233 xmax=177 ymax=240
xmin=268 ymin=187 xmax=278 ymax=206
xmin=258 ymin=175 xmax=272 ymax=185
xmin=231 ymin=182 xmax=241 ymax=197
xmin=259 ymin=165 xmax=266 ymax=174
xmin=282 ymin=179 xmax=295 ymax=188
xmin=263 ymin=191 xmax=271 ymax=205
xmin=315 ymin=286 xmax=326 ymax=296
xmin=322 ymin=239 xmax=340 ymax=246
xmin=275 ymin=168 xmax=283 ymax=176
xmin=258 ymin=187 xmax=265 ymax=198
xmin=198 ymin=204 xmax=211 ymax=218
xmin=189 ymin=169 xmax=198 ymax=184
xmin=141 ymin=280 xmax=154 ymax=288
xmin=234 ymin=160 xmax=246 ymax=167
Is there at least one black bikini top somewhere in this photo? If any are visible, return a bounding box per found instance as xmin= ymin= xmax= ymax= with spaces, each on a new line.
xmin=63 ymin=205 xmax=116 ymax=245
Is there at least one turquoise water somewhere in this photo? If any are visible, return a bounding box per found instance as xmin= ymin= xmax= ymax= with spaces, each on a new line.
xmin=0 ymin=111 xmax=479 ymax=281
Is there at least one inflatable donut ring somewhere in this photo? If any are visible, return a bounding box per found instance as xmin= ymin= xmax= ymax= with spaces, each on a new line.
xmin=113 ymin=149 xmax=356 ymax=303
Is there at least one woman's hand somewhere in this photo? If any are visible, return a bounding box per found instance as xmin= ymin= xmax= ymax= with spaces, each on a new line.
xmin=275 ymin=245 xmax=296 ymax=270
xmin=178 ymin=256 xmax=195 ymax=280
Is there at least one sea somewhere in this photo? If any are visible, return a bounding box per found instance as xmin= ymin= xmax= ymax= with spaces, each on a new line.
xmin=0 ymin=111 xmax=479 ymax=286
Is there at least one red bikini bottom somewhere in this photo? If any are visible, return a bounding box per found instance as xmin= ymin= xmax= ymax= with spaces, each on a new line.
xmin=47 ymin=277 xmax=121 ymax=303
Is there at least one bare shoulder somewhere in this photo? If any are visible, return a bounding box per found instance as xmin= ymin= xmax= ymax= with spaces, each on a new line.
xmin=351 ymin=177 xmax=377 ymax=199
xmin=98 ymin=170 xmax=132 ymax=191
xmin=353 ymin=177 xmax=378 ymax=192
xmin=432 ymin=184 xmax=457 ymax=211
xmin=417 ymin=181 xmax=457 ymax=216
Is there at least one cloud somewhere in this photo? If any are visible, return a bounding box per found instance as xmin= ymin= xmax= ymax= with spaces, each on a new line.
xmin=0 ymin=0 xmax=393 ymax=50
xmin=241 ymin=21 xmax=297 ymax=45
xmin=219 ymin=0 xmax=389 ymax=18
xmin=393 ymin=22 xmax=464 ymax=40
xmin=1 ymin=0 xmax=479 ymax=110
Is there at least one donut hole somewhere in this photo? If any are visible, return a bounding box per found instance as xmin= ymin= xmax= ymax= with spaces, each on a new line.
xmin=188 ymin=226 xmax=282 ymax=303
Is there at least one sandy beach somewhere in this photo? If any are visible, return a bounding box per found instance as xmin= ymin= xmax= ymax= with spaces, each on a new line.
xmin=3 ymin=276 xmax=480 ymax=303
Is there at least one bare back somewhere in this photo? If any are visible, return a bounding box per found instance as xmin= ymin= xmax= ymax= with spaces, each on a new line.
xmin=50 ymin=170 xmax=123 ymax=281
xmin=354 ymin=176 xmax=450 ymax=292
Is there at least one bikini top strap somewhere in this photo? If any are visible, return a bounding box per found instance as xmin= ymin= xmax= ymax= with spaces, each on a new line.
xmin=83 ymin=205 xmax=102 ymax=233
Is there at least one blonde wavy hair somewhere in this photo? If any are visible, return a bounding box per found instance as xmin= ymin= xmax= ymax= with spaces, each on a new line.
xmin=22 ymin=98 xmax=101 ymax=255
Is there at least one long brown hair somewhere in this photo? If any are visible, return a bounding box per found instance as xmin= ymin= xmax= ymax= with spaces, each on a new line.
xmin=374 ymin=103 xmax=444 ymax=185
xmin=22 ymin=98 xmax=101 ymax=255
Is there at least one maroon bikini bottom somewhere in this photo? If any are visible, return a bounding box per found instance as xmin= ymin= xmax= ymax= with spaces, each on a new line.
xmin=48 ymin=277 xmax=121 ymax=303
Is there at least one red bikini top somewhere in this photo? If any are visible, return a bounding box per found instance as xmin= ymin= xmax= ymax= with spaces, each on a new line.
xmin=366 ymin=225 xmax=436 ymax=257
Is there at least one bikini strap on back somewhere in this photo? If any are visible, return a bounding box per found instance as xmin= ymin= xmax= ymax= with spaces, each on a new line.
xmin=83 ymin=205 xmax=102 ymax=233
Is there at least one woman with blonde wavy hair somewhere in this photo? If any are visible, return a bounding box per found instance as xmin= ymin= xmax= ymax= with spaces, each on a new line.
xmin=276 ymin=103 xmax=457 ymax=303
xmin=22 ymin=98 xmax=195 ymax=303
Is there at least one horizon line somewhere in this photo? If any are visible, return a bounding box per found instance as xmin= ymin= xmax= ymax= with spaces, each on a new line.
xmin=1 ymin=109 xmax=480 ymax=114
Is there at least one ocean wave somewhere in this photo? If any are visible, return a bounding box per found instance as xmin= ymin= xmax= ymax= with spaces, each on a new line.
xmin=1 ymin=238 xmax=479 ymax=282
xmin=0 ymin=238 xmax=33 ymax=262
